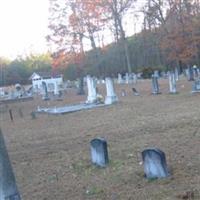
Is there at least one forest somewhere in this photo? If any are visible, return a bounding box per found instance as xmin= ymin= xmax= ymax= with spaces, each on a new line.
xmin=0 ymin=0 xmax=200 ymax=86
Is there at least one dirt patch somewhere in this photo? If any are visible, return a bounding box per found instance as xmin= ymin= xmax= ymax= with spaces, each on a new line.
xmin=0 ymin=77 xmax=200 ymax=200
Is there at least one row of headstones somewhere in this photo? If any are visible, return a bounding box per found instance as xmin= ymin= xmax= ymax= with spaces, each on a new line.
xmin=91 ymin=138 xmax=169 ymax=179
xmin=152 ymin=71 xmax=200 ymax=94
xmin=86 ymin=75 xmax=118 ymax=105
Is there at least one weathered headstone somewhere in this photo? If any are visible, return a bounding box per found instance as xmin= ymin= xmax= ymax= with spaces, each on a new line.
xmin=121 ymin=89 xmax=126 ymax=96
xmin=174 ymin=67 xmax=179 ymax=81
xmin=192 ymin=79 xmax=200 ymax=93
xmin=0 ymin=129 xmax=21 ymax=200
xmin=77 ymin=77 xmax=85 ymax=95
xmin=86 ymin=76 xmax=97 ymax=104
xmin=132 ymin=88 xmax=139 ymax=96
xmin=90 ymin=138 xmax=109 ymax=167
xmin=42 ymin=81 xmax=50 ymax=100
xmin=105 ymin=78 xmax=118 ymax=105
xmin=187 ymin=66 xmax=194 ymax=81
xmin=151 ymin=75 xmax=161 ymax=95
xmin=168 ymin=72 xmax=177 ymax=94
xmin=9 ymin=109 xmax=13 ymax=122
xmin=125 ymin=73 xmax=129 ymax=84
xmin=117 ymin=73 xmax=123 ymax=84
xmin=142 ymin=148 xmax=169 ymax=179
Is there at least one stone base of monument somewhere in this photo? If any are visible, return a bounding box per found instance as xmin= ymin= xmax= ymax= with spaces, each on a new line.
xmin=104 ymin=96 xmax=118 ymax=105
xmin=36 ymin=103 xmax=105 ymax=115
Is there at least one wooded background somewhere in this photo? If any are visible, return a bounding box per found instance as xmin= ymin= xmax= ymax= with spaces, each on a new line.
xmin=0 ymin=0 xmax=200 ymax=86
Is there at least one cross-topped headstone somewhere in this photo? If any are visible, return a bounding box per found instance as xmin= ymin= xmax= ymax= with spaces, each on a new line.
xmin=142 ymin=148 xmax=169 ymax=179
xmin=90 ymin=138 xmax=109 ymax=167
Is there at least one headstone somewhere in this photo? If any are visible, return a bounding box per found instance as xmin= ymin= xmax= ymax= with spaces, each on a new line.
xmin=42 ymin=81 xmax=50 ymax=101
xmin=191 ymin=79 xmax=200 ymax=93
xmin=86 ymin=76 xmax=97 ymax=104
xmin=54 ymin=82 xmax=59 ymax=96
xmin=153 ymin=70 xmax=159 ymax=78
xmin=132 ymin=88 xmax=139 ymax=96
xmin=90 ymin=138 xmax=109 ymax=167
xmin=121 ymin=89 xmax=126 ymax=96
xmin=0 ymin=129 xmax=21 ymax=200
xmin=174 ymin=67 xmax=179 ymax=81
xmin=168 ymin=72 xmax=177 ymax=94
xmin=142 ymin=148 xmax=169 ymax=179
xmin=117 ymin=73 xmax=123 ymax=84
xmin=187 ymin=66 xmax=194 ymax=81
xmin=9 ymin=109 xmax=13 ymax=122
xmin=105 ymin=78 xmax=118 ymax=105
xmin=151 ymin=75 xmax=161 ymax=95
xmin=77 ymin=77 xmax=85 ymax=95
xmin=125 ymin=73 xmax=129 ymax=84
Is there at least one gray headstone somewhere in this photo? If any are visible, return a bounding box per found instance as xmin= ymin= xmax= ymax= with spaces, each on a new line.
xmin=142 ymin=148 xmax=169 ymax=179
xmin=77 ymin=77 xmax=85 ymax=95
xmin=42 ymin=82 xmax=50 ymax=101
xmin=151 ymin=75 xmax=161 ymax=94
xmin=192 ymin=79 xmax=200 ymax=93
xmin=90 ymin=138 xmax=109 ymax=167
xmin=188 ymin=66 xmax=194 ymax=81
xmin=0 ymin=129 xmax=21 ymax=200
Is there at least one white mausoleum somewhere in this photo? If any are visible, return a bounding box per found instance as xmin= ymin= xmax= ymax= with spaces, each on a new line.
xmin=29 ymin=72 xmax=63 ymax=93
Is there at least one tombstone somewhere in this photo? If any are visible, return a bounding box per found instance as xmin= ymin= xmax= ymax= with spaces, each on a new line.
xmin=105 ymin=78 xmax=118 ymax=105
xmin=125 ymin=73 xmax=129 ymax=84
xmin=42 ymin=81 xmax=50 ymax=100
xmin=142 ymin=148 xmax=169 ymax=179
xmin=86 ymin=76 xmax=97 ymax=104
xmin=30 ymin=111 xmax=36 ymax=119
xmin=151 ymin=75 xmax=161 ymax=95
xmin=0 ymin=129 xmax=21 ymax=200
xmin=121 ymin=89 xmax=126 ymax=96
xmin=191 ymin=79 xmax=200 ymax=93
xmin=117 ymin=73 xmax=123 ymax=84
xmin=187 ymin=66 xmax=194 ymax=81
xmin=90 ymin=138 xmax=109 ymax=167
xmin=153 ymin=70 xmax=159 ymax=78
xmin=174 ymin=67 xmax=179 ymax=81
xmin=133 ymin=73 xmax=137 ymax=84
xmin=9 ymin=109 xmax=13 ymax=122
xmin=132 ymin=88 xmax=139 ymax=96
xmin=168 ymin=72 xmax=177 ymax=94
xmin=193 ymin=65 xmax=198 ymax=78
xmin=77 ymin=77 xmax=85 ymax=95
xmin=54 ymin=82 xmax=59 ymax=96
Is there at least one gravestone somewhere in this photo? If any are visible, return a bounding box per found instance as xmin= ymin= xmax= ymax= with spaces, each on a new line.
xmin=151 ymin=75 xmax=161 ymax=94
xmin=168 ymin=72 xmax=177 ymax=94
xmin=86 ymin=76 xmax=97 ymax=104
xmin=105 ymin=78 xmax=118 ymax=105
xmin=142 ymin=148 xmax=169 ymax=179
xmin=117 ymin=73 xmax=123 ymax=84
xmin=192 ymin=79 xmax=200 ymax=93
xmin=121 ymin=89 xmax=126 ymax=96
xmin=42 ymin=81 xmax=50 ymax=100
xmin=132 ymin=88 xmax=139 ymax=96
xmin=0 ymin=129 xmax=21 ymax=200
xmin=174 ymin=67 xmax=179 ymax=81
xmin=90 ymin=138 xmax=109 ymax=167
xmin=77 ymin=77 xmax=85 ymax=95
xmin=125 ymin=73 xmax=129 ymax=84
xmin=153 ymin=70 xmax=159 ymax=78
xmin=187 ymin=66 xmax=194 ymax=81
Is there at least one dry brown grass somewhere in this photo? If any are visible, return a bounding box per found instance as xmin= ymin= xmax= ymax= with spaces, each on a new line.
xmin=0 ymin=77 xmax=200 ymax=200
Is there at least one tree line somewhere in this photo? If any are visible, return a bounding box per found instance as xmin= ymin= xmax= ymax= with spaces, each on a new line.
xmin=48 ymin=0 xmax=200 ymax=79
xmin=1 ymin=0 xmax=200 ymax=86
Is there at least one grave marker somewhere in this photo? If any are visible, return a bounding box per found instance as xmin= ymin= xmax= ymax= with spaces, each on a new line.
xmin=142 ymin=148 xmax=169 ymax=179
xmin=90 ymin=138 xmax=109 ymax=167
xmin=86 ymin=76 xmax=97 ymax=104
xmin=105 ymin=78 xmax=118 ymax=105
xmin=151 ymin=75 xmax=161 ymax=94
xmin=168 ymin=72 xmax=177 ymax=94
xmin=0 ymin=129 xmax=21 ymax=200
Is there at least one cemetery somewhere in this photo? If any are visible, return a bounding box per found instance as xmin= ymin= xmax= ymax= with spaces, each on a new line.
xmin=0 ymin=75 xmax=200 ymax=199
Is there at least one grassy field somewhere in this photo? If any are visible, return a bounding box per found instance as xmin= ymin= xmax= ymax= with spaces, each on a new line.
xmin=0 ymin=77 xmax=200 ymax=200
